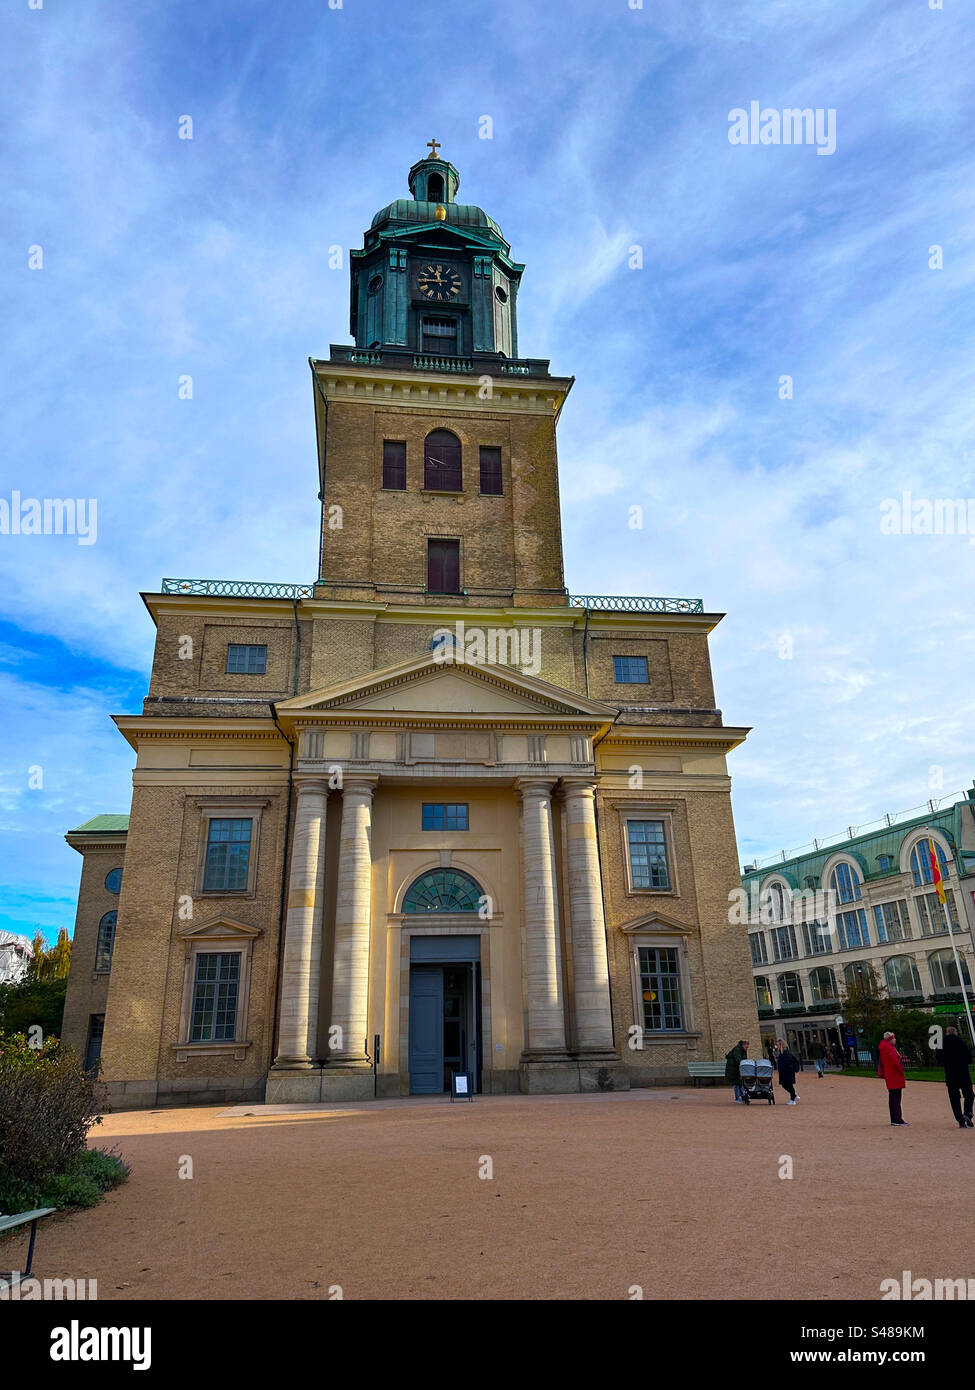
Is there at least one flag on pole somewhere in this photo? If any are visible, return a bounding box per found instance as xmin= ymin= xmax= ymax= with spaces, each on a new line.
xmin=927 ymin=838 xmax=947 ymax=905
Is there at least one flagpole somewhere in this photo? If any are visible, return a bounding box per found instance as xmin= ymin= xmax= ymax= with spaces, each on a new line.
xmin=935 ymin=847 xmax=975 ymax=1050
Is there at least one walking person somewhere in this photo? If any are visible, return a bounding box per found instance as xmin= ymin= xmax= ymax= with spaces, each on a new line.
xmin=941 ymin=1026 xmax=974 ymax=1130
xmin=877 ymin=1030 xmax=908 ymax=1126
xmin=775 ymin=1039 xmax=800 ymax=1105
xmin=725 ymin=1039 xmax=749 ymax=1103
xmin=811 ymin=1040 xmax=826 ymax=1078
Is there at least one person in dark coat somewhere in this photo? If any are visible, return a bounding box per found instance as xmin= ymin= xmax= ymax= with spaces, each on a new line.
xmin=941 ymin=1026 xmax=974 ymax=1129
xmin=877 ymin=1031 xmax=908 ymax=1126
xmin=725 ymin=1040 xmax=749 ymax=1102
xmin=775 ymin=1040 xmax=800 ymax=1104
xmin=810 ymin=1040 xmax=826 ymax=1078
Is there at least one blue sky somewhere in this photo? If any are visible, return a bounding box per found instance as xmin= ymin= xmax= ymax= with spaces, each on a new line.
xmin=2 ymin=0 xmax=973 ymax=942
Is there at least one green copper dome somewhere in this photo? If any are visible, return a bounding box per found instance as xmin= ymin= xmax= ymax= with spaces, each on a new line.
xmin=370 ymin=198 xmax=504 ymax=239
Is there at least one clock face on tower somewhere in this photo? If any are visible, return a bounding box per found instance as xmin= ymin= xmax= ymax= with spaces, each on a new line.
xmin=416 ymin=262 xmax=463 ymax=301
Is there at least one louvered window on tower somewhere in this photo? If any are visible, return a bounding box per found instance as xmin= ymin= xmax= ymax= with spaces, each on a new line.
xmin=421 ymin=317 xmax=458 ymax=355
xmin=423 ymin=429 xmax=462 ymax=491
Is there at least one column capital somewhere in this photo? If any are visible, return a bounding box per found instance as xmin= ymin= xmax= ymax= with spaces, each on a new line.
xmin=559 ymin=777 xmax=597 ymax=801
xmin=515 ymin=776 xmax=557 ymax=802
xmin=294 ymin=777 xmax=331 ymax=798
xmin=341 ymin=775 xmax=379 ymax=801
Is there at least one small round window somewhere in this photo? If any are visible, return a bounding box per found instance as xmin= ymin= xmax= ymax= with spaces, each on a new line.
xmin=494 ymin=285 xmax=508 ymax=304
xmin=105 ymin=867 xmax=123 ymax=894
xmin=368 ymin=274 xmax=384 ymax=294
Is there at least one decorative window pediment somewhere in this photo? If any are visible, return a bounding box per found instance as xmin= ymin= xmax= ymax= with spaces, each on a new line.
xmin=177 ymin=916 xmax=263 ymax=943
xmin=617 ymin=910 xmax=693 ymax=937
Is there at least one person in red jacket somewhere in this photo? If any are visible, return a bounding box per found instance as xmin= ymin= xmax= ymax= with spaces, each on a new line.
xmin=877 ymin=1031 xmax=908 ymax=1126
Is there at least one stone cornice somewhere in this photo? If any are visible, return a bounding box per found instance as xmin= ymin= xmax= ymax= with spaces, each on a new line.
xmin=312 ymin=359 xmax=573 ymax=418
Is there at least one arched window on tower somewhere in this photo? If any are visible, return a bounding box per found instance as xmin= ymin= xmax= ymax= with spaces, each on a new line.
xmin=424 ymin=429 xmax=462 ymax=491
xmin=427 ymin=173 xmax=444 ymax=202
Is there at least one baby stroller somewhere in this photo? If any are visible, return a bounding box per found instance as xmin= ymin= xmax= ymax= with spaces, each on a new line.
xmin=739 ymin=1057 xmax=775 ymax=1105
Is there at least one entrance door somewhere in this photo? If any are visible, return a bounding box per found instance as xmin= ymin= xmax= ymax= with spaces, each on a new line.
xmin=408 ymin=958 xmax=482 ymax=1095
xmin=408 ymin=966 xmax=444 ymax=1094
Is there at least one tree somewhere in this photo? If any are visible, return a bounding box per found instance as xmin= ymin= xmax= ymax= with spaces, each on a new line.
xmin=25 ymin=928 xmax=71 ymax=983
xmin=0 ymin=976 xmax=68 ymax=1040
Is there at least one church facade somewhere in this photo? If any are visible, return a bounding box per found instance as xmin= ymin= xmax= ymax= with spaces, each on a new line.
xmin=62 ymin=149 xmax=757 ymax=1107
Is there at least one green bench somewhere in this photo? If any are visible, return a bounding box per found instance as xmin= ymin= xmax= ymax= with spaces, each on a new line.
xmin=687 ymin=1061 xmax=728 ymax=1086
xmin=0 ymin=1208 xmax=56 ymax=1286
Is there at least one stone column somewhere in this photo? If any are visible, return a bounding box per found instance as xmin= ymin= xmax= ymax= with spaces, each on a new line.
xmin=327 ymin=777 xmax=377 ymax=1065
xmin=516 ymin=777 xmax=567 ymax=1052
xmin=273 ymin=779 xmax=329 ymax=1068
xmin=562 ymin=779 xmax=615 ymax=1051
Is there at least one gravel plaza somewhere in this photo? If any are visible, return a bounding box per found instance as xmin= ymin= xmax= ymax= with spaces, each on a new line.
xmin=23 ymin=1075 xmax=970 ymax=1303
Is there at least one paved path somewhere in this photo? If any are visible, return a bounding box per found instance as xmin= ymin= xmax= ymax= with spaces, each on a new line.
xmin=19 ymin=1076 xmax=968 ymax=1300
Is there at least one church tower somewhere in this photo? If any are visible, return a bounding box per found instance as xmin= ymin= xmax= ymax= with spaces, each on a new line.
xmin=312 ymin=142 xmax=570 ymax=617
xmin=64 ymin=147 xmax=757 ymax=1108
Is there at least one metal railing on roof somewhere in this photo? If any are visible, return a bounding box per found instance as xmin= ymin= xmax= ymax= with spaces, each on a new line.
xmin=568 ymin=594 xmax=704 ymax=614
xmin=161 ymin=578 xmax=315 ymax=599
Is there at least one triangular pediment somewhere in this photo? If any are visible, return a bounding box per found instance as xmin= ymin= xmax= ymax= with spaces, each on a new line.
xmin=177 ymin=916 xmax=263 ymax=942
xmin=378 ymin=223 xmax=502 ymax=254
xmin=275 ymin=656 xmax=614 ymax=720
xmin=618 ymin=911 xmax=694 ymax=937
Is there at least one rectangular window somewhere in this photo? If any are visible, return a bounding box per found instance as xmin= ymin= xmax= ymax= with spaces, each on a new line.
xmin=771 ymin=924 xmax=799 ymax=961
xmin=427 ymin=539 xmax=461 ymax=593
xmin=613 ymin=656 xmax=649 ymax=684
xmin=837 ymin=907 xmax=870 ymax=950
xmin=778 ymin=974 xmax=803 ymax=1006
xmin=917 ymin=890 xmax=960 ymax=936
xmin=873 ymin=899 xmax=912 ymax=944
xmin=748 ymin=931 xmax=769 ymax=966
xmin=479 ymin=446 xmax=503 ymax=495
xmin=203 ymin=818 xmax=252 ymax=892
xmin=189 ymin=952 xmax=240 ymax=1042
xmin=422 ymin=803 xmax=469 ymax=831
xmin=382 ymin=440 xmax=407 ymax=490
xmin=801 ymin=919 xmax=833 ymax=955
xmin=627 ymin=820 xmax=670 ymax=890
xmin=226 ymin=644 xmax=267 ymax=675
xmin=638 ymin=946 xmax=684 ymax=1031
xmin=421 ymin=317 xmax=458 ymax=355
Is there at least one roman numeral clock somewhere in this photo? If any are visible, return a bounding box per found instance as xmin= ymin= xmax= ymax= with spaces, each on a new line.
xmin=415 ymin=262 xmax=464 ymax=302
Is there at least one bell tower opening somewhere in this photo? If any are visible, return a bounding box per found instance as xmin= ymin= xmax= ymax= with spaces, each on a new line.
xmin=427 ymin=172 xmax=444 ymax=202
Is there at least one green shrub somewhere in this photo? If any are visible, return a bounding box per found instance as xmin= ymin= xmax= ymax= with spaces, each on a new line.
xmin=0 ymin=977 xmax=67 ymax=1039
xmin=0 ymin=1032 xmax=113 ymax=1214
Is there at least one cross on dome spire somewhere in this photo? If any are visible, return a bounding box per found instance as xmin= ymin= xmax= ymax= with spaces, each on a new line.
xmin=426 ymin=138 xmax=441 ymax=158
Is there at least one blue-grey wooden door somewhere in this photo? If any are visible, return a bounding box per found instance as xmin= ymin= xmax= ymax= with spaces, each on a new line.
xmin=409 ymin=966 xmax=444 ymax=1094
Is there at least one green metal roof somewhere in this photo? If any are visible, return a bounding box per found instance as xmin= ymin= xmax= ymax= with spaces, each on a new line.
xmin=741 ymin=798 xmax=972 ymax=890
xmin=67 ymin=814 xmax=130 ymax=834
xmin=370 ymin=198 xmax=503 ymax=238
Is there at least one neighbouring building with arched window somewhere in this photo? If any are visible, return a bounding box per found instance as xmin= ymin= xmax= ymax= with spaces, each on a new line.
xmin=741 ymin=790 xmax=975 ymax=1059
xmin=61 ymin=152 xmax=756 ymax=1107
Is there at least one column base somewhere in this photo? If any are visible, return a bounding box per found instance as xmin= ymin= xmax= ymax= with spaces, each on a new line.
xmin=264 ymin=1066 xmax=377 ymax=1104
xmin=519 ymin=1051 xmax=630 ymax=1095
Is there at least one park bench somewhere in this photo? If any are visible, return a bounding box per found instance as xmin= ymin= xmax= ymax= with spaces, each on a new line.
xmin=0 ymin=1208 xmax=56 ymax=1286
xmin=687 ymin=1061 xmax=728 ymax=1086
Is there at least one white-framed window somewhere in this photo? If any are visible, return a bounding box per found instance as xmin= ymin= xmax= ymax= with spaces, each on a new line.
xmin=916 ymin=890 xmax=960 ymax=936
xmin=175 ymin=918 xmax=261 ymax=1056
xmin=190 ymin=952 xmax=241 ymax=1042
xmin=829 ymin=860 xmax=863 ymax=905
xmin=626 ymin=820 xmax=671 ymax=891
xmin=94 ymin=911 xmax=117 ymax=973
xmin=760 ymin=879 xmax=791 ymax=924
xmin=755 ymin=975 xmax=772 ymax=1009
xmin=749 ymin=931 xmax=769 ymax=965
xmin=909 ymin=836 xmax=950 ymax=888
xmin=194 ymin=799 xmax=268 ymax=899
xmin=636 ymin=945 xmax=684 ymax=1031
xmin=873 ymin=900 xmax=912 ymax=944
xmin=884 ymin=955 xmax=921 ymax=995
xmin=802 ymin=919 xmax=833 ymax=955
xmin=809 ymin=966 xmax=838 ymax=1003
xmin=778 ymin=972 xmax=803 ymax=1006
xmin=928 ymin=948 xmax=973 ymax=992
xmin=771 ymin=924 xmax=799 ymax=962
xmin=836 ymin=907 xmax=870 ymax=950
xmin=843 ymin=960 xmax=874 ymax=990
